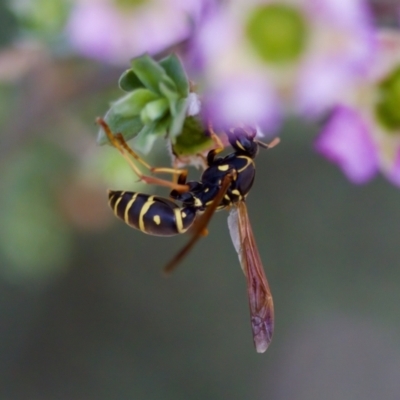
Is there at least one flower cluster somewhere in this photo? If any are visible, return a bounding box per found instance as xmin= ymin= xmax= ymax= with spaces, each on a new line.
xmin=190 ymin=0 xmax=375 ymax=126
xmin=315 ymin=31 xmax=400 ymax=185
xmin=66 ymin=0 xmax=204 ymax=65
xmin=74 ymin=0 xmax=400 ymax=187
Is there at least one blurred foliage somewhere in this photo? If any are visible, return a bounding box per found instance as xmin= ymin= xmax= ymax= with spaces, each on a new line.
xmin=9 ymin=0 xmax=70 ymax=39
xmin=0 ymin=141 xmax=72 ymax=283
xmin=0 ymin=1 xmax=18 ymax=48
xmin=0 ymin=1 xmax=399 ymax=400
xmin=376 ymin=66 xmax=400 ymax=131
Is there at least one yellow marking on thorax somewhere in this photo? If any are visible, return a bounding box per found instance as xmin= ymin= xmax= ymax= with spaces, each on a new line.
xmin=113 ymin=191 xmax=125 ymax=217
xmin=153 ymin=215 xmax=161 ymax=225
xmin=204 ymin=188 xmax=209 ymax=193
xmin=218 ymin=164 xmax=229 ymax=171
xmin=124 ymin=193 xmax=138 ymax=224
xmin=182 ymin=211 xmax=187 ymax=218
xmin=139 ymin=196 xmax=155 ymax=232
xmin=231 ymin=189 xmax=240 ymax=196
xmin=237 ymin=156 xmax=254 ymax=173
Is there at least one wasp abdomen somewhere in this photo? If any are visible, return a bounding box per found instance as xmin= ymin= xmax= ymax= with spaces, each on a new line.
xmin=108 ymin=191 xmax=196 ymax=236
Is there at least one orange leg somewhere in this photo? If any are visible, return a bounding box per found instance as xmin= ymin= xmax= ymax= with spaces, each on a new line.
xmin=97 ymin=118 xmax=189 ymax=193
xmin=206 ymin=123 xmax=225 ymax=165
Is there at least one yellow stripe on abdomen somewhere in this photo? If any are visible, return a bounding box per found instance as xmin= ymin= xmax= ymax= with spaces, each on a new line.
xmin=113 ymin=191 xmax=125 ymax=218
xmin=124 ymin=193 xmax=138 ymax=225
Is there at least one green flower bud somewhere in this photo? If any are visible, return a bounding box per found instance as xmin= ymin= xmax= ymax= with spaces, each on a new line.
xmin=246 ymin=4 xmax=307 ymax=64
xmin=376 ymin=66 xmax=400 ymax=132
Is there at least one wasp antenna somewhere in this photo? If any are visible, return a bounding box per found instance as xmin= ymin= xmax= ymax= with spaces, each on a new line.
xmin=268 ymin=137 xmax=281 ymax=148
xmin=257 ymin=137 xmax=280 ymax=149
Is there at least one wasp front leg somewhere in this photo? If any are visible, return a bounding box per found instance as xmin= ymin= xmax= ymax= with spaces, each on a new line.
xmin=97 ymin=118 xmax=189 ymax=193
xmin=206 ymin=124 xmax=226 ymax=166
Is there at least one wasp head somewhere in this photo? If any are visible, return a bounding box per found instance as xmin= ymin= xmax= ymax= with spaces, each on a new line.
xmin=228 ymin=126 xmax=259 ymax=158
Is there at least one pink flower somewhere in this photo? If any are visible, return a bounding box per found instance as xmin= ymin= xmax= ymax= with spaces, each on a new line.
xmin=66 ymin=0 xmax=205 ymax=65
xmin=315 ymin=31 xmax=400 ymax=186
xmin=315 ymin=106 xmax=379 ymax=183
xmin=202 ymin=74 xmax=281 ymax=134
xmin=189 ymin=0 xmax=375 ymax=130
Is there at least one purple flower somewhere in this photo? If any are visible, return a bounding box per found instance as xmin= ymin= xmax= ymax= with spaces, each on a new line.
xmin=295 ymin=0 xmax=375 ymax=116
xmin=66 ymin=0 xmax=205 ymax=65
xmin=189 ymin=0 xmax=375 ymax=129
xmin=315 ymin=31 xmax=400 ymax=186
xmin=315 ymin=106 xmax=378 ymax=183
xmin=202 ymin=74 xmax=281 ymax=134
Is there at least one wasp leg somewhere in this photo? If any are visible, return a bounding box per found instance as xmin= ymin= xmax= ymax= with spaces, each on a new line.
xmin=115 ymin=133 xmax=188 ymax=179
xmin=116 ymin=132 xmax=189 ymax=188
xmin=206 ymin=123 xmax=226 ymax=166
xmin=97 ymin=118 xmax=189 ymax=193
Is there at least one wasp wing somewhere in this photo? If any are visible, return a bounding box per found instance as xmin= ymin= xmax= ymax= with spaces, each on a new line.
xmin=228 ymin=201 xmax=274 ymax=353
xmin=164 ymin=173 xmax=234 ymax=274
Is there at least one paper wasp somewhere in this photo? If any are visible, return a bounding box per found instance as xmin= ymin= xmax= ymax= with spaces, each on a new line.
xmin=97 ymin=118 xmax=279 ymax=353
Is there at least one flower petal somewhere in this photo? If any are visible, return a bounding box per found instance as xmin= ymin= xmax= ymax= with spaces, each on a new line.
xmin=202 ymin=75 xmax=281 ymax=133
xmin=296 ymin=57 xmax=355 ymax=117
xmin=315 ymin=106 xmax=379 ymax=183
xmin=66 ymin=0 xmax=201 ymax=65
xmin=67 ymin=2 xmax=121 ymax=62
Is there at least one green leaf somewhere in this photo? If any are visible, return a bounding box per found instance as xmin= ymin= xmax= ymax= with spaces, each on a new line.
xmin=133 ymin=123 xmax=159 ymax=154
xmin=131 ymin=54 xmax=166 ymax=94
xmin=141 ymin=98 xmax=169 ymax=123
xmin=97 ymin=113 xmax=144 ymax=145
xmin=169 ymin=98 xmax=188 ymax=139
xmin=159 ymin=75 xmax=179 ymax=99
xmin=172 ymin=117 xmax=213 ymax=156
xmin=159 ymin=54 xmax=189 ymax=97
xmin=154 ymin=115 xmax=171 ymax=136
xmin=140 ymin=108 xmax=151 ymax=125
xmin=159 ymin=76 xmax=179 ymax=114
xmin=118 ymin=69 xmax=145 ymax=92
xmin=97 ymin=89 xmax=160 ymax=144
xmin=111 ymin=89 xmax=159 ymax=117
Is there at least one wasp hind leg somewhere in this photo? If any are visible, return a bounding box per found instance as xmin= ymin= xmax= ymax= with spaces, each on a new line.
xmin=97 ymin=118 xmax=189 ymax=193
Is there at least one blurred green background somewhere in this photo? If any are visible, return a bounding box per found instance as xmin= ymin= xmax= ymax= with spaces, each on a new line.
xmin=1 ymin=1 xmax=400 ymax=399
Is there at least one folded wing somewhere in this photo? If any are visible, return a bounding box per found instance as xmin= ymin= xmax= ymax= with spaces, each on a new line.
xmin=228 ymin=201 xmax=274 ymax=353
